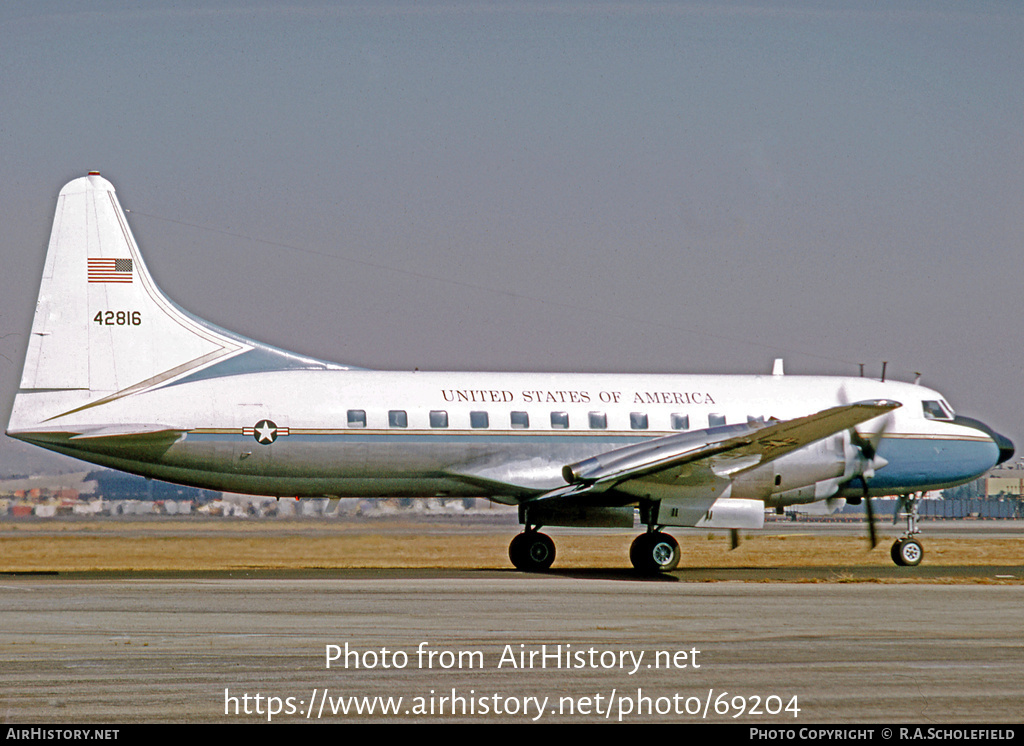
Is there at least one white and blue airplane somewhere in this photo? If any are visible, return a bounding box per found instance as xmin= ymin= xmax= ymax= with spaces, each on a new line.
xmin=6 ymin=174 xmax=1013 ymax=571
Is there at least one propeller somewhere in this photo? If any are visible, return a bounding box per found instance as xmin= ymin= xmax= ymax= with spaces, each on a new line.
xmin=838 ymin=384 xmax=893 ymax=549
xmin=857 ymin=474 xmax=877 ymax=548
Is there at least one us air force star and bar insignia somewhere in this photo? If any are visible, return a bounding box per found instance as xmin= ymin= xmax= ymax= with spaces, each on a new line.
xmin=242 ymin=420 xmax=290 ymax=444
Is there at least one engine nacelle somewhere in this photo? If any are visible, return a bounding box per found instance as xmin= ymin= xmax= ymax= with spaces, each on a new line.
xmin=771 ymin=435 xmax=847 ymax=491
xmin=733 ymin=434 xmax=848 ymax=504
xmin=764 ymin=478 xmax=842 ymax=507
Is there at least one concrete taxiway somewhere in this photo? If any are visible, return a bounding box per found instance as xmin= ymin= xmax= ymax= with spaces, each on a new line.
xmin=0 ymin=571 xmax=1021 ymax=723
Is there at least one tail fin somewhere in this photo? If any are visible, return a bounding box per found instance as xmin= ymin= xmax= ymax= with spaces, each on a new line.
xmin=9 ymin=173 xmax=346 ymax=433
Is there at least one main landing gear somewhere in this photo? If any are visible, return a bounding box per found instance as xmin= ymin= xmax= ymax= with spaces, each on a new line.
xmin=890 ymin=494 xmax=924 ymax=567
xmin=508 ymin=529 xmax=556 ymax=572
xmin=508 ymin=525 xmax=681 ymax=574
xmin=629 ymin=529 xmax=680 ymax=573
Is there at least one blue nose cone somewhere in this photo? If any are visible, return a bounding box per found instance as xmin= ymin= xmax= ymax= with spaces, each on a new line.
xmin=954 ymin=416 xmax=1014 ymax=466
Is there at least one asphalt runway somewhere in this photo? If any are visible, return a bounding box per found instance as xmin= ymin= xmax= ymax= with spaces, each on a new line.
xmin=0 ymin=571 xmax=1021 ymax=723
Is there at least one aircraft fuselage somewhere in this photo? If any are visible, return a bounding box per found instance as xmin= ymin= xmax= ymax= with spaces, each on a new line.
xmin=11 ymin=370 xmax=1000 ymax=504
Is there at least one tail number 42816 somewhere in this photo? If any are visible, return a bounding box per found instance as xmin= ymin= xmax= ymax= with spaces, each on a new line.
xmin=93 ymin=311 xmax=141 ymax=326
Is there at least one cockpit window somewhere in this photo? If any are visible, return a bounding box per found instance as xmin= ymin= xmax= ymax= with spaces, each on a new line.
xmin=922 ymin=400 xmax=953 ymax=421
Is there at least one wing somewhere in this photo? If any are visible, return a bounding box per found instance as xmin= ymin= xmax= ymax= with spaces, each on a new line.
xmin=529 ymin=399 xmax=901 ymax=506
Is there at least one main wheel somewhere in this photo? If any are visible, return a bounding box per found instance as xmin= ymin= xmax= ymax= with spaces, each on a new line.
xmin=629 ymin=532 xmax=680 ymax=573
xmin=891 ymin=538 xmax=923 ymax=567
xmin=509 ymin=531 xmax=556 ymax=572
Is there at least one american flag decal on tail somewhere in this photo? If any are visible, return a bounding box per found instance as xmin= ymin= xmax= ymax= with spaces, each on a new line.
xmin=88 ymin=258 xmax=133 ymax=283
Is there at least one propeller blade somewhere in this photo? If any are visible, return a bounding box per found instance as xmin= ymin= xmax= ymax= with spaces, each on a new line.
xmin=730 ymin=529 xmax=740 ymax=550
xmin=850 ymin=429 xmax=877 ymax=461
xmin=868 ymin=495 xmax=876 ymax=548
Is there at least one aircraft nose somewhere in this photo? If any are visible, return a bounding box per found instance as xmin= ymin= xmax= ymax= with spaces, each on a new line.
xmin=953 ymin=415 xmax=1015 ymax=465
xmin=994 ymin=433 xmax=1015 ymax=465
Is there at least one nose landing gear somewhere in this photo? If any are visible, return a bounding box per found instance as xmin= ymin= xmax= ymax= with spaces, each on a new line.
xmin=890 ymin=494 xmax=924 ymax=567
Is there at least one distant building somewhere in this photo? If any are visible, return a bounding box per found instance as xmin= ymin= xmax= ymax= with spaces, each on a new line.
xmin=985 ymin=461 xmax=1024 ymax=497
xmin=86 ymin=470 xmax=220 ymax=503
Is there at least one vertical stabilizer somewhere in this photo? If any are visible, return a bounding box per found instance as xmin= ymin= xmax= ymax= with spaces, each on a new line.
xmin=11 ymin=174 xmax=250 ymax=429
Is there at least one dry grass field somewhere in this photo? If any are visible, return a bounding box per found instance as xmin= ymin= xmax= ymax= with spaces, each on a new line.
xmin=0 ymin=519 xmax=1020 ymax=574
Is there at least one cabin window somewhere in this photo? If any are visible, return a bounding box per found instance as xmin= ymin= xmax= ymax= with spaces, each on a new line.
xmin=589 ymin=412 xmax=607 ymax=430
xmin=630 ymin=412 xmax=649 ymax=430
xmin=510 ymin=411 xmax=530 ymax=429
xmin=470 ymin=411 xmax=489 ymax=429
xmin=389 ymin=410 xmax=408 ymax=428
xmin=429 ymin=410 xmax=449 ymax=428
xmin=550 ymin=412 xmax=569 ymax=429
xmin=347 ymin=410 xmax=366 ymax=428
xmin=670 ymin=413 xmax=689 ymax=430
xmin=708 ymin=414 xmax=726 ymax=427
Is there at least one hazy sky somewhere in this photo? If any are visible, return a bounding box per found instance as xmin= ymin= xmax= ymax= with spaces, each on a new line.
xmin=1 ymin=1 xmax=1022 ymax=473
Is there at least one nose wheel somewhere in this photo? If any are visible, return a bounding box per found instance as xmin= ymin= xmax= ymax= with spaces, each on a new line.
xmin=891 ymin=537 xmax=923 ymax=566
xmin=890 ymin=494 xmax=924 ymax=567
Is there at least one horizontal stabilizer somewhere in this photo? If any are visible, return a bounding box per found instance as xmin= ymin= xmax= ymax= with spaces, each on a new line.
xmin=68 ymin=424 xmax=184 ymax=440
xmin=8 ymin=424 xmax=185 ymax=460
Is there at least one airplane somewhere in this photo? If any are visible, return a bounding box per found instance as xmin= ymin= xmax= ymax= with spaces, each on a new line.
xmin=6 ymin=173 xmax=1014 ymax=572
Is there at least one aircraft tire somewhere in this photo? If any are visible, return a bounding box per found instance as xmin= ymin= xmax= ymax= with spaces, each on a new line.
xmin=630 ymin=532 xmax=680 ymax=573
xmin=891 ymin=538 xmax=923 ymax=567
xmin=509 ymin=531 xmax=556 ymax=572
